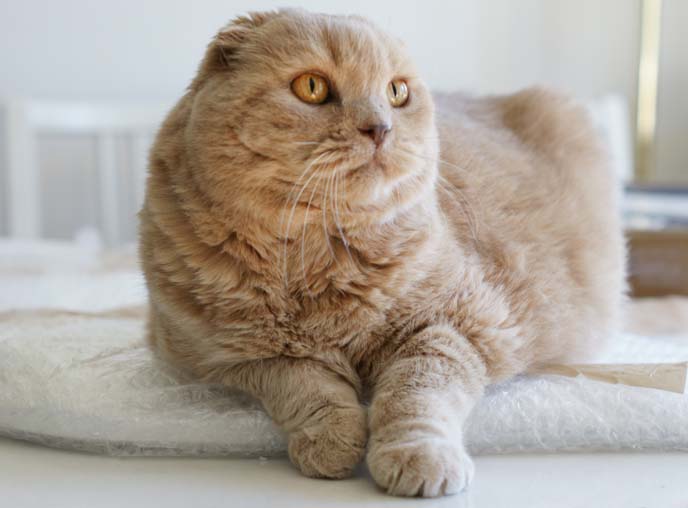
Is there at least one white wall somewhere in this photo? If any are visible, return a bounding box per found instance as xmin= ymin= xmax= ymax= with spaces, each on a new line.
xmin=0 ymin=0 xmax=641 ymax=102
xmin=0 ymin=106 xmax=7 ymax=234
xmin=656 ymin=0 xmax=688 ymax=183
xmin=4 ymin=0 xmax=683 ymax=241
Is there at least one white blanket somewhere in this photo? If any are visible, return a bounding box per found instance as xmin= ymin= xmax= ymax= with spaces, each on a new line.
xmin=1 ymin=238 xmax=687 ymax=456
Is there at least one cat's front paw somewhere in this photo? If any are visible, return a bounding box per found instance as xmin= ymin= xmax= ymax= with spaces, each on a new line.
xmin=367 ymin=436 xmax=474 ymax=497
xmin=287 ymin=405 xmax=367 ymax=479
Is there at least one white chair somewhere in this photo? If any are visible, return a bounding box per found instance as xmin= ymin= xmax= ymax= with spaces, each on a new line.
xmin=2 ymin=95 xmax=633 ymax=244
xmin=3 ymin=100 xmax=170 ymax=244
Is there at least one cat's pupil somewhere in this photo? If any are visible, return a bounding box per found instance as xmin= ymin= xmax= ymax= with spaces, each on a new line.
xmin=392 ymin=82 xmax=397 ymax=96
xmin=309 ymin=77 xmax=315 ymax=94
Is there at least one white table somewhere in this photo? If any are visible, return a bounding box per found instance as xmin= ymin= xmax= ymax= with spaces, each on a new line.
xmin=2 ymin=437 xmax=687 ymax=508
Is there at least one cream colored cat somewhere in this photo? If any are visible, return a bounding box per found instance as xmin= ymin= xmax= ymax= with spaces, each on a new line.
xmin=139 ymin=9 xmax=625 ymax=497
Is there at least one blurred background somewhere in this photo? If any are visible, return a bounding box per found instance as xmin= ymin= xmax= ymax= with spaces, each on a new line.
xmin=0 ymin=1 xmax=686 ymax=295
xmin=3 ymin=4 xmax=688 ymax=505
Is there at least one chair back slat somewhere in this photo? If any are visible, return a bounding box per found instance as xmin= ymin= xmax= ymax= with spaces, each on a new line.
xmin=3 ymin=100 xmax=168 ymax=244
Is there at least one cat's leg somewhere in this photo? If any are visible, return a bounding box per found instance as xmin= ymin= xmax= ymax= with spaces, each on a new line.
xmin=367 ymin=324 xmax=487 ymax=497
xmin=225 ymin=356 xmax=367 ymax=479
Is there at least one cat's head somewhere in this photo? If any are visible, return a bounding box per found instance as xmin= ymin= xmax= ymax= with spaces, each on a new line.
xmin=183 ymin=9 xmax=438 ymax=233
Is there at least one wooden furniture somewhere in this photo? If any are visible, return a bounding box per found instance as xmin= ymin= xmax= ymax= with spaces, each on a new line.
xmin=627 ymin=229 xmax=688 ymax=297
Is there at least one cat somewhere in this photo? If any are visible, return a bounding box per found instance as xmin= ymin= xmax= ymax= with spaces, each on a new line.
xmin=139 ymin=9 xmax=625 ymax=497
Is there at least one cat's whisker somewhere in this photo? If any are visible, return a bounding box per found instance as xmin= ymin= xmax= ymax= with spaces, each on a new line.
xmin=282 ymin=152 xmax=330 ymax=286
xmin=281 ymin=166 xmax=316 ymax=265
xmin=332 ymin=171 xmax=347 ymax=249
xmin=402 ymin=147 xmax=469 ymax=173
xmin=283 ymin=149 xmax=344 ymax=287
xmin=280 ymin=159 xmax=318 ymax=236
xmin=397 ymin=147 xmax=480 ymax=243
xmin=333 ymin=170 xmax=359 ymax=270
xmin=398 ymin=136 xmax=441 ymax=142
xmin=397 ymin=147 xmax=467 ymax=184
xmin=439 ymin=177 xmax=481 ymax=244
xmin=281 ymin=146 xmax=357 ymax=288
xmin=301 ymin=172 xmax=322 ymax=298
xmin=437 ymin=158 xmax=467 ymax=172
xmin=321 ymin=169 xmax=338 ymax=265
xmin=397 ymin=137 xmax=474 ymax=173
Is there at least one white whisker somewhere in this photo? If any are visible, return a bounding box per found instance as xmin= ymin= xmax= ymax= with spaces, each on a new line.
xmin=280 ymin=147 xmax=354 ymax=289
xmin=281 ymin=152 xmax=330 ymax=286
xmin=321 ymin=170 xmax=337 ymax=264
xmin=300 ymin=172 xmax=321 ymax=298
xmin=279 ymin=160 xmax=317 ymax=236
xmin=397 ymin=147 xmax=481 ymax=243
xmin=333 ymin=170 xmax=358 ymax=270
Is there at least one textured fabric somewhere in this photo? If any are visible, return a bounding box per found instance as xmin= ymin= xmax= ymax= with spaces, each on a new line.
xmin=0 ymin=239 xmax=687 ymax=456
xmin=1 ymin=310 xmax=687 ymax=456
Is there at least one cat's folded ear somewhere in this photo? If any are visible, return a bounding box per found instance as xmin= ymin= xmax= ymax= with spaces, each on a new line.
xmin=190 ymin=11 xmax=277 ymax=90
xmin=215 ymin=12 xmax=276 ymax=66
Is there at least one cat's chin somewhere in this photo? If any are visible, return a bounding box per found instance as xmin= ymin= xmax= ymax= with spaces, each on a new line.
xmin=342 ymin=171 xmax=433 ymax=224
xmin=349 ymin=154 xmax=422 ymax=184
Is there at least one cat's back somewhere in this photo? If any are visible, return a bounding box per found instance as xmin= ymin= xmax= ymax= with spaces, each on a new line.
xmin=434 ymin=87 xmax=626 ymax=362
xmin=434 ymin=87 xmax=618 ymax=251
xmin=434 ymin=87 xmax=611 ymax=201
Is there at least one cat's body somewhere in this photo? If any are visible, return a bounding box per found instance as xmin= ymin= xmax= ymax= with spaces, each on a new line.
xmin=140 ymin=9 xmax=625 ymax=497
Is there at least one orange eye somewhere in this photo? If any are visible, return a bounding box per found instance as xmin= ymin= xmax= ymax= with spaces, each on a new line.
xmin=387 ymin=79 xmax=409 ymax=107
xmin=291 ymin=73 xmax=329 ymax=104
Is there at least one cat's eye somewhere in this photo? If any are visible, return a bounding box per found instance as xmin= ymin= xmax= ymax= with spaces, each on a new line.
xmin=387 ymin=79 xmax=409 ymax=107
xmin=291 ymin=73 xmax=329 ymax=104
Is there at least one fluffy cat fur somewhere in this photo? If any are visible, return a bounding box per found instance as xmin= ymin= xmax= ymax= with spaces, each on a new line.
xmin=139 ymin=9 xmax=625 ymax=497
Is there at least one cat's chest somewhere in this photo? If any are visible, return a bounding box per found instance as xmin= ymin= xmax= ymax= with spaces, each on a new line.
xmin=224 ymin=268 xmax=411 ymax=360
xmin=271 ymin=285 xmax=392 ymax=344
xmin=210 ymin=230 xmax=444 ymax=356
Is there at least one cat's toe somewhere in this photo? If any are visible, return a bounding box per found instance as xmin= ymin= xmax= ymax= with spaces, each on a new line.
xmin=287 ymin=406 xmax=367 ymax=479
xmin=367 ymin=437 xmax=474 ymax=497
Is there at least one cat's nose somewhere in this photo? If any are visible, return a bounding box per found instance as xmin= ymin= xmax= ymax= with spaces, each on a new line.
xmin=358 ymin=122 xmax=391 ymax=147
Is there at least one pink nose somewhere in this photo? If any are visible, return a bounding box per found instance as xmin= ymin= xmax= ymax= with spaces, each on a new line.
xmin=358 ymin=123 xmax=391 ymax=147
